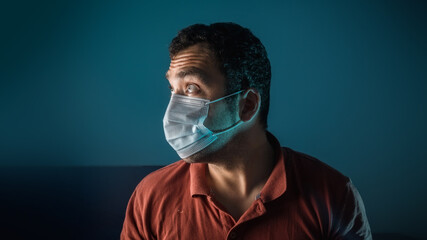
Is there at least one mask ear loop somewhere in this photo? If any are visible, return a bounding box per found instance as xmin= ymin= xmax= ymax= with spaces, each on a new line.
xmin=213 ymin=120 xmax=244 ymax=136
xmin=205 ymin=90 xmax=245 ymax=105
xmin=205 ymin=90 xmax=246 ymax=135
xmin=214 ymin=89 xmax=260 ymax=136
xmin=214 ymin=89 xmax=262 ymax=135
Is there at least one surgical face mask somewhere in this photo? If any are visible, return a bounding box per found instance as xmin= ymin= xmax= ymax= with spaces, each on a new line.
xmin=163 ymin=90 xmax=244 ymax=159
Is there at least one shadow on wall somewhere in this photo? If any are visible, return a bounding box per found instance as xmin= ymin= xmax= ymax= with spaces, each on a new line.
xmin=373 ymin=233 xmax=421 ymax=240
xmin=0 ymin=166 xmax=422 ymax=240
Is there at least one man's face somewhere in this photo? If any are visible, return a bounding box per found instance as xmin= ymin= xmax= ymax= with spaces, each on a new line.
xmin=165 ymin=43 xmax=241 ymax=163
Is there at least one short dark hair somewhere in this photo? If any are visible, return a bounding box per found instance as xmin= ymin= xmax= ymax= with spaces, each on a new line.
xmin=169 ymin=22 xmax=271 ymax=129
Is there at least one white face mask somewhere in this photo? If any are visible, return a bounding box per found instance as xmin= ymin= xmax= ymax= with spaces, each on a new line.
xmin=163 ymin=90 xmax=244 ymax=159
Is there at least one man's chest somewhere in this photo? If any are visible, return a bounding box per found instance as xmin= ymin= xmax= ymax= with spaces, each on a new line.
xmin=149 ymin=197 xmax=326 ymax=240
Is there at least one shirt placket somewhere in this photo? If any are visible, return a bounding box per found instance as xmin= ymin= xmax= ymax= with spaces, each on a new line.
xmin=228 ymin=199 xmax=267 ymax=240
xmin=206 ymin=195 xmax=236 ymax=230
xmin=207 ymin=194 xmax=267 ymax=240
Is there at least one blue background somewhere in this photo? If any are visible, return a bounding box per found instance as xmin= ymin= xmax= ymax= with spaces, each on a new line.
xmin=1 ymin=0 xmax=426 ymax=238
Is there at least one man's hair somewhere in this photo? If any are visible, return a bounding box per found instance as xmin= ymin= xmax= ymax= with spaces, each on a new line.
xmin=169 ymin=22 xmax=271 ymax=129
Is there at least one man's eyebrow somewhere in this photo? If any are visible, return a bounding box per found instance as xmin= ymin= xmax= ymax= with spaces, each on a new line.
xmin=166 ymin=67 xmax=209 ymax=84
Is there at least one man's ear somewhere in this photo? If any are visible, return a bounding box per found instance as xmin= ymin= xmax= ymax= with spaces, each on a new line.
xmin=240 ymin=89 xmax=261 ymax=122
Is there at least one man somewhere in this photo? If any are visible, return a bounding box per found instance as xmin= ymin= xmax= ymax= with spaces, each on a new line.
xmin=121 ymin=22 xmax=372 ymax=239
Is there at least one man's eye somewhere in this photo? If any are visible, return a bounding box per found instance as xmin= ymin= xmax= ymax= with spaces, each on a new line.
xmin=186 ymin=84 xmax=199 ymax=93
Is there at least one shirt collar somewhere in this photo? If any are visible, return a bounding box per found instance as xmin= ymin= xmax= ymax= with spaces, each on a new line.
xmin=259 ymin=131 xmax=287 ymax=202
xmin=190 ymin=161 xmax=211 ymax=197
xmin=189 ymin=131 xmax=287 ymax=202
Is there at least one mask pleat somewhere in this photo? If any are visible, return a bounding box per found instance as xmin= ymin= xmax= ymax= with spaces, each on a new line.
xmin=162 ymin=90 xmax=243 ymax=158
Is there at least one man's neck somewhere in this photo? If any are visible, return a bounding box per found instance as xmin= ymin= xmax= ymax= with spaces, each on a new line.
xmin=207 ymin=129 xmax=276 ymax=199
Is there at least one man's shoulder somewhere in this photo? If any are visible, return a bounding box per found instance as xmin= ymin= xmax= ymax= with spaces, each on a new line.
xmin=282 ymin=147 xmax=350 ymax=184
xmin=134 ymin=160 xmax=190 ymax=194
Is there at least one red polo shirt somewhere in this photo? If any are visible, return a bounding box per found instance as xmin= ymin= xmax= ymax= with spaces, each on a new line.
xmin=121 ymin=132 xmax=372 ymax=239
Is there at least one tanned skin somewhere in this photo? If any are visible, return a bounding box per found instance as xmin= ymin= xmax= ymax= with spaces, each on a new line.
xmin=165 ymin=43 xmax=276 ymax=221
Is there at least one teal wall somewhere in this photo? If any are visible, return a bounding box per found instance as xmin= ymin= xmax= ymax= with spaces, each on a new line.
xmin=1 ymin=0 xmax=426 ymax=238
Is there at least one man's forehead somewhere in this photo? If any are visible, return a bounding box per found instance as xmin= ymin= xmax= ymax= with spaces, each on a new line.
xmin=165 ymin=67 xmax=209 ymax=84
xmin=171 ymin=43 xmax=213 ymax=59
xmin=167 ymin=44 xmax=217 ymax=78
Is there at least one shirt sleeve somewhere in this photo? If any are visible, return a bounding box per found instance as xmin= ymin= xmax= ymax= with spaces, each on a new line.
xmin=120 ymin=187 xmax=146 ymax=240
xmin=330 ymin=179 xmax=372 ymax=240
